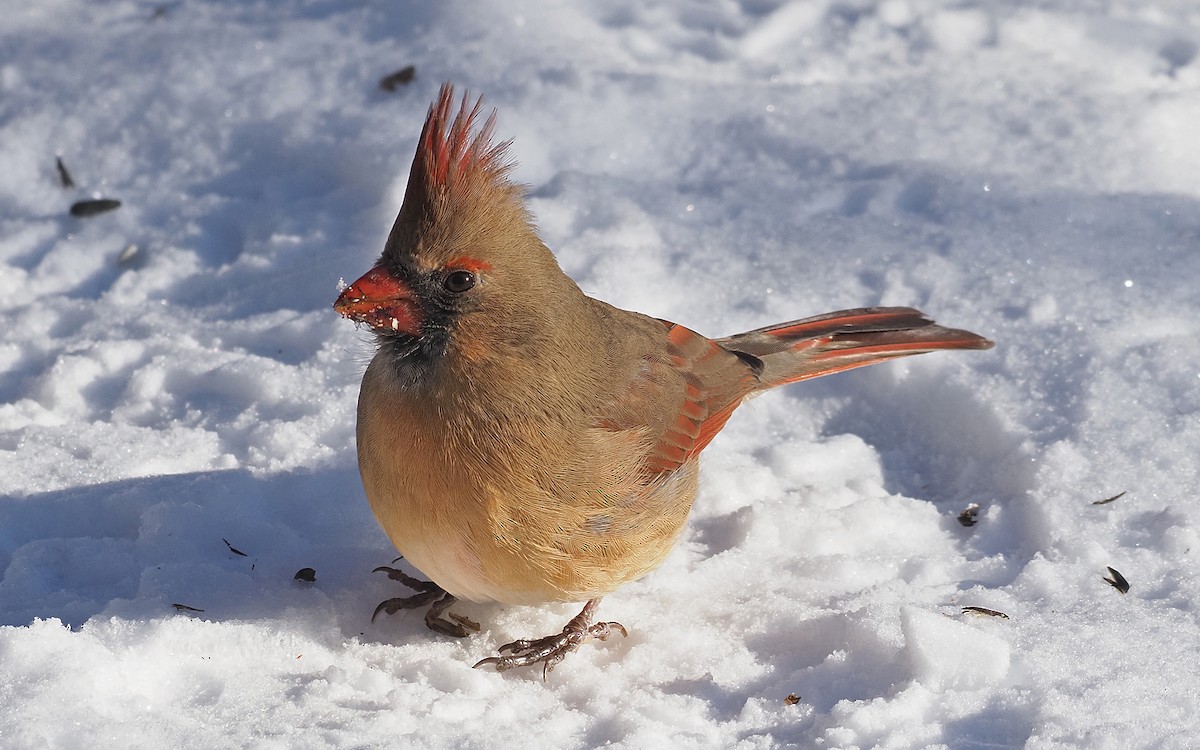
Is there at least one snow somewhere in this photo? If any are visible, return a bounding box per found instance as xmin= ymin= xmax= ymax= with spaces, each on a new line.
xmin=2 ymin=0 xmax=1198 ymax=747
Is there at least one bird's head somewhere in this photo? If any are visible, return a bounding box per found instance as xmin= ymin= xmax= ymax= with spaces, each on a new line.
xmin=335 ymin=84 xmax=568 ymax=387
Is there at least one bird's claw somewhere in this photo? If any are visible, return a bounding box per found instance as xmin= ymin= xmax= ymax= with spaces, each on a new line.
xmin=371 ymin=593 xmax=440 ymax=622
xmin=425 ymin=594 xmax=480 ymax=637
xmin=371 ymin=566 xmax=478 ymax=637
xmin=473 ymin=599 xmax=626 ymax=680
xmin=369 ymin=570 xmax=444 ymax=622
xmin=373 ymin=565 xmax=437 ymax=591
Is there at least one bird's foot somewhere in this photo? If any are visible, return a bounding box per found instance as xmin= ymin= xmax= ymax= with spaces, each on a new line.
xmin=473 ymin=599 xmax=626 ymax=680
xmin=371 ymin=565 xmax=480 ymax=638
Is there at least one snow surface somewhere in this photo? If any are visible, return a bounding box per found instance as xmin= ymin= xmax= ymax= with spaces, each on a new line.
xmin=2 ymin=1 xmax=1199 ymax=747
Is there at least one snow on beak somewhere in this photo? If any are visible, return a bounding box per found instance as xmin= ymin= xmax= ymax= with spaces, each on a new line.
xmin=334 ymin=264 xmax=423 ymax=336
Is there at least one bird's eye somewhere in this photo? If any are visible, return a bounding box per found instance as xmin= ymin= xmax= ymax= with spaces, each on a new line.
xmin=443 ymin=270 xmax=476 ymax=293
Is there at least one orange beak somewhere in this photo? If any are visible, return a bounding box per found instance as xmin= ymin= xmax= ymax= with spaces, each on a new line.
xmin=334 ymin=264 xmax=423 ymax=336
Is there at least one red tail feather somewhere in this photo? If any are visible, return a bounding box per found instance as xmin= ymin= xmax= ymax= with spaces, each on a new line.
xmin=718 ymin=307 xmax=994 ymax=390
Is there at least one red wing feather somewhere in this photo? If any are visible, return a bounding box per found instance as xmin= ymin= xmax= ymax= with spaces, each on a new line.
xmin=601 ymin=309 xmax=992 ymax=475
xmin=606 ymin=322 xmax=759 ymax=475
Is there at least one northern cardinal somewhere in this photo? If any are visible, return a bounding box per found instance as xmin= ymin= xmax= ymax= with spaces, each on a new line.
xmin=335 ymin=84 xmax=993 ymax=676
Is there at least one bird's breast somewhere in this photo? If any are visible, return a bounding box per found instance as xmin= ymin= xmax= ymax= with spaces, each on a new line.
xmin=354 ymin=351 xmax=701 ymax=605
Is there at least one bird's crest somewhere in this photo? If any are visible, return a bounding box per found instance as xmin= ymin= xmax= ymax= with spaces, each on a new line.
xmin=384 ymin=83 xmax=530 ymax=268
xmin=411 ymin=83 xmax=514 ymax=198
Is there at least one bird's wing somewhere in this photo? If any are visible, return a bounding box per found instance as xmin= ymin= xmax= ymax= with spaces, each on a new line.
xmin=596 ymin=320 xmax=760 ymax=474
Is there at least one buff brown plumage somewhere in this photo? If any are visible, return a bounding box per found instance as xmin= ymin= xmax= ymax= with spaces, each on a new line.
xmin=335 ymin=83 xmax=993 ymax=676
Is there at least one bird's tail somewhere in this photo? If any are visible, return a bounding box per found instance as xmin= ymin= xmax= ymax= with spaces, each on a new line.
xmin=717 ymin=307 xmax=993 ymax=391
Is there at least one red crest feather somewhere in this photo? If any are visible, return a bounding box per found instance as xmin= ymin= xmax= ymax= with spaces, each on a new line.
xmin=384 ymin=83 xmax=522 ymax=259
xmin=413 ymin=83 xmax=513 ymax=194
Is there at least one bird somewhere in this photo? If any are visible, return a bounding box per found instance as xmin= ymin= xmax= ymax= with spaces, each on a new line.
xmin=334 ymin=83 xmax=994 ymax=677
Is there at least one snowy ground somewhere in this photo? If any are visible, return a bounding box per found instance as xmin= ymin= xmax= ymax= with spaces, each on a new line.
xmin=2 ymin=1 xmax=1199 ymax=747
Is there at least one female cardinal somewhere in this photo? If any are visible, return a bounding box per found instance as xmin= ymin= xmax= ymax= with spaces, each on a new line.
xmin=335 ymin=83 xmax=993 ymax=677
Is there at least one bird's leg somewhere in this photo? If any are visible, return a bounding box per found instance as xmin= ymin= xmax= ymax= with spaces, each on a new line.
xmin=371 ymin=565 xmax=480 ymax=638
xmin=473 ymin=598 xmax=627 ymax=680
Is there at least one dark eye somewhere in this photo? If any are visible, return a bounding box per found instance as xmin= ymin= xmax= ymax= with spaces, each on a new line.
xmin=443 ymin=270 xmax=476 ymax=293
